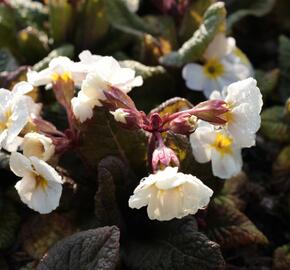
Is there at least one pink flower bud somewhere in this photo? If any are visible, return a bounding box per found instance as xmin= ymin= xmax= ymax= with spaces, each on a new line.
xmin=110 ymin=108 xmax=144 ymax=130
xmin=191 ymin=100 xmax=229 ymax=125
xmin=152 ymin=145 xmax=180 ymax=172
xmin=169 ymin=113 xmax=197 ymax=135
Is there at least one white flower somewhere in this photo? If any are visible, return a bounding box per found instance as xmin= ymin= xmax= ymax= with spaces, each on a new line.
xmin=190 ymin=121 xmax=242 ymax=179
xmin=22 ymin=132 xmax=55 ymax=161
xmin=210 ymin=77 xmax=263 ymax=148
xmin=182 ymin=33 xmax=253 ymax=98
xmin=72 ymin=56 xmax=143 ymax=123
xmin=110 ymin=108 xmax=129 ymax=124
xmin=27 ymin=56 xmax=76 ymax=87
xmin=122 ymin=0 xmax=140 ymax=13
xmin=10 ymin=152 xmax=63 ymax=214
xmin=129 ymin=167 xmax=213 ymax=221
xmin=0 ymin=82 xmax=35 ymax=151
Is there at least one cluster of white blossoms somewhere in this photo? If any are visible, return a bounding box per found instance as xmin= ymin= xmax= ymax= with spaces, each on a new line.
xmin=0 ymin=81 xmax=63 ymax=214
xmin=28 ymin=51 xmax=143 ymax=123
xmin=190 ymin=78 xmax=263 ymax=179
xmin=182 ymin=33 xmax=254 ymax=98
xmin=3 ymin=38 xmax=262 ymax=222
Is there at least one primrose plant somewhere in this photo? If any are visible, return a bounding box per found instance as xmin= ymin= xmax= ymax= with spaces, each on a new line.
xmin=3 ymin=48 xmax=262 ymax=221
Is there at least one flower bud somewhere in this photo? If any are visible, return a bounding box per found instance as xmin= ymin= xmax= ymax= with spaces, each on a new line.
xmin=152 ymin=145 xmax=180 ymax=172
xmin=110 ymin=108 xmax=143 ymax=130
xmin=169 ymin=113 xmax=197 ymax=135
xmin=22 ymin=132 xmax=55 ymax=161
xmin=192 ymin=99 xmax=229 ymax=125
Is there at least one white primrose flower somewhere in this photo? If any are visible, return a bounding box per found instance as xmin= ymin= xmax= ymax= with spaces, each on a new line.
xmin=22 ymin=132 xmax=55 ymax=161
xmin=210 ymin=77 xmax=263 ymax=148
xmin=72 ymin=56 xmax=143 ymax=123
xmin=10 ymin=152 xmax=63 ymax=214
xmin=0 ymin=82 xmax=36 ymax=151
xmin=122 ymin=0 xmax=140 ymax=13
xmin=27 ymin=56 xmax=76 ymax=87
xmin=129 ymin=167 xmax=213 ymax=221
xmin=182 ymin=33 xmax=253 ymax=98
xmin=190 ymin=121 xmax=242 ymax=179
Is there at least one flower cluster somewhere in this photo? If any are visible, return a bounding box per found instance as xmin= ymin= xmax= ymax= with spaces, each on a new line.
xmin=4 ymin=32 xmax=262 ymax=221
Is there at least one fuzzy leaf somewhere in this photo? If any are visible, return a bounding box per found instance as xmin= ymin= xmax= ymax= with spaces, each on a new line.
xmin=77 ymin=108 xmax=148 ymax=175
xmin=150 ymin=97 xmax=193 ymax=117
xmin=105 ymin=0 xmax=156 ymax=36
xmin=37 ymin=226 xmax=120 ymax=270
xmin=48 ymin=0 xmax=73 ymax=45
xmin=0 ymin=49 xmax=18 ymax=73
xmin=124 ymin=217 xmax=225 ymax=270
xmin=0 ymin=200 xmax=20 ymax=250
xmin=75 ymin=0 xmax=109 ymax=50
xmin=10 ymin=0 xmax=48 ymax=31
xmin=227 ymin=0 xmax=275 ymax=32
xmin=205 ymin=198 xmax=268 ymax=249
xmin=273 ymin=242 xmax=290 ymax=270
xmin=255 ymin=69 xmax=280 ymax=100
xmin=160 ymin=2 xmax=226 ymax=67
xmin=179 ymin=0 xmax=214 ymax=42
xmin=0 ymin=4 xmax=17 ymax=49
xmin=95 ymin=156 xmax=135 ymax=227
xmin=33 ymin=44 xmax=74 ymax=71
xmin=21 ymin=213 xmax=76 ymax=260
xmin=260 ymin=106 xmax=290 ymax=143
xmin=279 ymin=35 xmax=290 ymax=102
xmin=17 ymin=27 xmax=49 ymax=64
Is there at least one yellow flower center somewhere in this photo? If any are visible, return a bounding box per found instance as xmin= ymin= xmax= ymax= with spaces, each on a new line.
xmin=35 ymin=174 xmax=48 ymax=190
xmin=222 ymin=102 xmax=235 ymax=124
xmin=51 ymin=71 xmax=72 ymax=83
xmin=0 ymin=108 xmax=13 ymax=131
xmin=211 ymin=132 xmax=233 ymax=155
xmin=203 ymin=58 xmax=224 ymax=79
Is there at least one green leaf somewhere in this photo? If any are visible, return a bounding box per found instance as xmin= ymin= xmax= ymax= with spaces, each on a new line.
xmin=17 ymin=27 xmax=49 ymax=64
xmin=21 ymin=213 xmax=76 ymax=260
xmin=33 ymin=44 xmax=74 ymax=71
xmin=48 ymin=0 xmax=73 ymax=45
xmin=104 ymin=0 xmax=156 ymax=36
xmin=37 ymin=226 xmax=120 ymax=270
xmin=205 ymin=197 xmax=268 ymax=249
xmin=0 ymin=49 xmax=18 ymax=73
xmin=160 ymin=2 xmax=226 ymax=67
xmin=273 ymin=242 xmax=290 ymax=270
xmin=255 ymin=68 xmax=280 ymax=101
xmin=0 ymin=4 xmax=18 ymax=49
xmin=0 ymin=200 xmax=20 ymax=250
xmin=124 ymin=217 xmax=225 ymax=270
xmin=279 ymin=35 xmax=290 ymax=102
xmin=260 ymin=106 xmax=290 ymax=143
xmin=144 ymin=15 xmax=178 ymax=50
xmin=10 ymin=0 xmax=48 ymax=31
xmin=227 ymin=0 xmax=275 ymax=32
xmin=120 ymin=60 xmax=176 ymax=112
xmin=75 ymin=0 xmax=109 ymax=50
xmin=77 ymin=108 xmax=148 ymax=175
xmin=150 ymin=97 xmax=193 ymax=117
xmin=179 ymin=0 xmax=214 ymax=43
xmin=95 ymin=156 xmax=133 ymax=227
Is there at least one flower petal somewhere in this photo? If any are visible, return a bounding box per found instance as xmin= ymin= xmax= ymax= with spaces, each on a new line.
xmin=10 ymin=152 xmax=32 ymax=177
